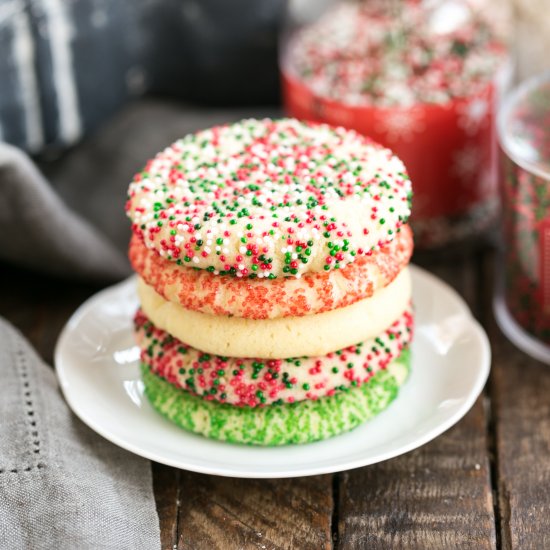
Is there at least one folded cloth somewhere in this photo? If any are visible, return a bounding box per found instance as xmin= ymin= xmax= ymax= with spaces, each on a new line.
xmin=0 ymin=143 xmax=129 ymax=281
xmin=0 ymin=317 xmax=160 ymax=550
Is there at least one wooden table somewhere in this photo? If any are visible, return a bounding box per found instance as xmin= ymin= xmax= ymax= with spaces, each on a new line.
xmin=2 ymin=242 xmax=550 ymax=550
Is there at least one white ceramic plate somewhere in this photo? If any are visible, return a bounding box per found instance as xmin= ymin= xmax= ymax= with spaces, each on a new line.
xmin=55 ymin=265 xmax=490 ymax=478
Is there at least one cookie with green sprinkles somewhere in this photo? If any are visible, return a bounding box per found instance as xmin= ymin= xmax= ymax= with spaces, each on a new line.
xmin=140 ymin=348 xmax=410 ymax=446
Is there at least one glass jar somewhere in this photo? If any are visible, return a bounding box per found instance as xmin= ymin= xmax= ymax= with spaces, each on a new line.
xmin=495 ymin=72 xmax=550 ymax=363
xmin=280 ymin=0 xmax=508 ymax=248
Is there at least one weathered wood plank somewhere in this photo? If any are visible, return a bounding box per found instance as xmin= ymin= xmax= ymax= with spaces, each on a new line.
xmin=177 ymin=472 xmax=333 ymax=550
xmin=336 ymin=250 xmax=496 ymax=549
xmin=337 ymin=400 xmax=494 ymax=550
xmin=483 ymin=252 xmax=550 ymax=550
xmin=153 ymin=463 xmax=180 ymax=550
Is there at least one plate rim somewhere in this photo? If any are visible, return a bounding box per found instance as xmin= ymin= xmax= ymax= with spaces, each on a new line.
xmin=54 ymin=265 xmax=491 ymax=478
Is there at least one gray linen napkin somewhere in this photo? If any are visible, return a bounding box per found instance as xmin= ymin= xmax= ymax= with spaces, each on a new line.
xmin=0 ymin=142 xmax=129 ymax=280
xmin=0 ymin=316 xmax=160 ymax=550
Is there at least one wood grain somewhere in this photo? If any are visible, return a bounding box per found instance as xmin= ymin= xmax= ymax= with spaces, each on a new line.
xmin=483 ymin=253 xmax=550 ymax=550
xmin=177 ymin=472 xmax=333 ymax=550
xmin=335 ymin=249 xmax=496 ymax=550
xmin=153 ymin=463 xmax=180 ymax=550
xmin=337 ymin=400 xmax=495 ymax=550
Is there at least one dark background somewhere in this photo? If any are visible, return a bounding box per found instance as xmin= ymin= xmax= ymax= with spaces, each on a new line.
xmin=0 ymin=0 xmax=285 ymax=153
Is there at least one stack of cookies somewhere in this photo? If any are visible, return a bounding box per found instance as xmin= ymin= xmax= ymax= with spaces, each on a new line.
xmin=126 ymin=118 xmax=414 ymax=445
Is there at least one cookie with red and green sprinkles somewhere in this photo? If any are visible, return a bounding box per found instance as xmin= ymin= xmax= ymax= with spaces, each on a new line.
xmin=126 ymin=118 xmax=412 ymax=279
xmin=141 ymin=347 xmax=410 ymax=446
xmin=135 ymin=306 xmax=413 ymax=407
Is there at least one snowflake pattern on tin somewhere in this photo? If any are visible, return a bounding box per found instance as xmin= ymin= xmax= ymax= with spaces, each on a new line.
xmin=375 ymin=108 xmax=426 ymax=143
xmin=452 ymin=145 xmax=481 ymax=183
xmin=456 ymin=97 xmax=489 ymax=136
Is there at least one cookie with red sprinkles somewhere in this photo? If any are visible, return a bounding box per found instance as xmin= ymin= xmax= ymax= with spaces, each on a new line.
xmin=129 ymin=224 xmax=413 ymax=319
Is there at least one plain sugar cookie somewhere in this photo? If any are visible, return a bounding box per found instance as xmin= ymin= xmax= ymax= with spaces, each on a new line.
xmin=137 ymin=267 xmax=412 ymax=359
